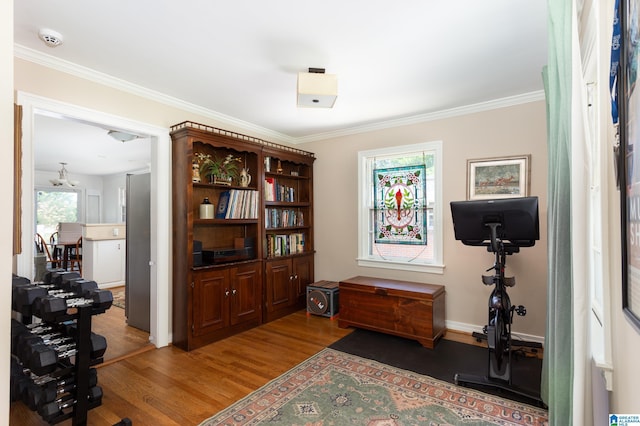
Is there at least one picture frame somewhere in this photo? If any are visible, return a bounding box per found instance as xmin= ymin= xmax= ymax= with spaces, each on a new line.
xmin=466 ymin=155 xmax=530 ymax=200
xmin=619 ymin=0 xmax=640 ymax=330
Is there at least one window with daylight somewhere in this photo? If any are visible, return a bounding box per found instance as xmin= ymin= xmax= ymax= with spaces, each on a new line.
xmin=35 ymin=188 xmax=80 ymax=242
xmin=357 ymin=141 xmax=443 ymax=273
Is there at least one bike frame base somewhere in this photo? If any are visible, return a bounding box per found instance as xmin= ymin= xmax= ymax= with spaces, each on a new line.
xmin=454 ymin=373 xmax=546 ymax=408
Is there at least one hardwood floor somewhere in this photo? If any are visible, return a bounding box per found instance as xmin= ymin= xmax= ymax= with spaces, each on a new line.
xmin=11 ymin=305 xmax=536 ymax=425
xmin=90 ymin=288 xmax=153 ymax=364
xmin=10 ymin=311 xmax=352 ymax=425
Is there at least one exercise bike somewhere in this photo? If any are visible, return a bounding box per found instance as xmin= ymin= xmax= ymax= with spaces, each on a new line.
xmin=450 ymin=197 xmax=544 ymax=406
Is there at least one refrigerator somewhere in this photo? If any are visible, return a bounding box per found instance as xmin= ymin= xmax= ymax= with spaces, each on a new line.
xmin=125 ymin=173 xmax=151 ymax=332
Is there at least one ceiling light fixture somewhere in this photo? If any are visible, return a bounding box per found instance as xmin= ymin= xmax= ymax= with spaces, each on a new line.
xmin=38 ymin=28 xmax=64 ymax=47
xmin=297 ymin=67 xmax=338 ymax=108
xmin=108 ymin=130 xmax=139 ymax=143
xmin=50 ymin=162 xmax=80 ymax=187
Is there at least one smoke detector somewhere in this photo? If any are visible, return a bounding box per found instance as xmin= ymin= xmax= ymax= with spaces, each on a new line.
xmin=38 ymin=29 xmax=64 ymax=47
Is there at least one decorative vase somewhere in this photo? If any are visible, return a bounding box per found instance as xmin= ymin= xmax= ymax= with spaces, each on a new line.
xmin=192 ymin=160 xmax=201 ymax=183
xmin=199 ymin=197 xmax=214 ymax=219
xmin=239 ymin=168 xmax=251 ymax=187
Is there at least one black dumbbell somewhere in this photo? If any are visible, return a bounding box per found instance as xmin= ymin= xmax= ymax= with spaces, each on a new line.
xmin=42 ymin=269 xmax=76 ymax=285
xmin=28 ymin=332 xmax=107 ymax=376
xmin=38 ymin=385 xmax=103 ymax=422
xmin=11 ymin=321 xmax=69 ymax=359
xmin=10 ymin=356 xmax=30 ymax=402
xmin=33 ymin=289 xmax=113 ymax=322
xmin=18 ymin=332 xmax=75 ymax=365
xmin=26 ymin=368 xmax=98 ymax=411
xmin=13 ymin=285 xmax=50 ymax=318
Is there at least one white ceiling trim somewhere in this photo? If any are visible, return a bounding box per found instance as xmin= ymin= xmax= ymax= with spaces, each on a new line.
xmin=294 ymin=91 xmax=546 ymax=144
xmin=15 ymin=44 xmax=545 ymax=145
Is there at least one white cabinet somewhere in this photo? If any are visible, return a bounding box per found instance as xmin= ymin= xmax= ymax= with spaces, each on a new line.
xmin=83 ymin=239 xmax=126 ymax=287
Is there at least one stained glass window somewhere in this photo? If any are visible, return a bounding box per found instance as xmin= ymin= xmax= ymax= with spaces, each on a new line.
xmin=373 ymin=165 xmax=427 ymax=245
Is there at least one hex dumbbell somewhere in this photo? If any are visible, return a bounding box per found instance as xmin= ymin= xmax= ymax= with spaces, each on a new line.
xmin=38 ymin=385 xmax=103 ymax=422
xmin=26 ymin=332 xmax=107 ymax=376
xmin=25 ymin=368 xmax=98 ymax=411
xmin=33 ymin=289 xmax=113 ymax=322
xmin=10 ymin=356 xmax=30 ymax=402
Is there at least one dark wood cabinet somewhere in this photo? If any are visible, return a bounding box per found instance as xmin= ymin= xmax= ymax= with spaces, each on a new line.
xmin=170 ymin=122 xmax=315 ymax=351
xmin=189 ymin=262 xmax=262 ymax=349
xmin=264 ymin=254 xmax=314 ymax=322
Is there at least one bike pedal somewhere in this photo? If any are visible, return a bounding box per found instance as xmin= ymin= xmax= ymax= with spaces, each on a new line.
xmin=482 ymin=275 xmax=494 ymax=285
xmin=504 ymin=276 xmax=516 ymax=287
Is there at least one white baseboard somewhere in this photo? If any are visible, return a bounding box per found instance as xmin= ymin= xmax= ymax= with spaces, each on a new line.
xmin=445 ymin=320 xmax=545 ymax=346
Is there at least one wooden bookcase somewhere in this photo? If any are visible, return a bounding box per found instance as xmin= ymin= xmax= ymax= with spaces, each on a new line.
xmin=263 ymin=147 xmax=315 ymax=322
xmin=170 ymin=122 xmax=315 ymax=351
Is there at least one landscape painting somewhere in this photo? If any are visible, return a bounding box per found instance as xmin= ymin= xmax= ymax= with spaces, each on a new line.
xmin=467 ymin=155 xmax=530 ymax=200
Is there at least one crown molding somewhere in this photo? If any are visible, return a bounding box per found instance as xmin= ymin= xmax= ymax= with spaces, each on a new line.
xmin=15 ymin=44 xmax=544 ymax=145
xmin=293 ymin=91 xmax=546 ymax=144
xmin=14 ymin=44 xmax=296 ymax=144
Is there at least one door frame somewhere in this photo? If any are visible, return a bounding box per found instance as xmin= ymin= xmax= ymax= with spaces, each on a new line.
xmin=16 ymin=91 xmax=171 ymax=348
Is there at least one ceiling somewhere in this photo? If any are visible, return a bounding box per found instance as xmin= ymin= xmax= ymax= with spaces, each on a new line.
xmin=14 ymin=1 xmax=548 ymax=176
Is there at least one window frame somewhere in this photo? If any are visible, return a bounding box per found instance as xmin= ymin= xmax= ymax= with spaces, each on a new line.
xmin=357 ymin=141 xmax=444 ymax=273
xmin=34 ymin=186 xmax=82 ymax=241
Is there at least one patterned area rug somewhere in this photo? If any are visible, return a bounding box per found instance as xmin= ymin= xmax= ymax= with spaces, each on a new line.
xmin=112 ymin=289 xmax=125 ymax=309
xmin=199 ymin=348 xmax=548 ymax=426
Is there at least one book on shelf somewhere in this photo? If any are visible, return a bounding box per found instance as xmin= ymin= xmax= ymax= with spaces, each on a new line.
xmin=265 ymin=232 xmax=305 ymax=257
xmin=264 ymin=177 xmax=275 ymax=202
xmin=264 ymin=177 xmax=296 ymax=202
xmin=265 ymin=208 xmax=305 ymax=228
xmin=216 ymin=191 xmax=230 ymax=219
xmin=223 ymin=189 xmax=259 ymax=219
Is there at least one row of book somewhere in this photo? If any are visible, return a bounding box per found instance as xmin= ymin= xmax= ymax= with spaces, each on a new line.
xmin=265 ymin=208 xmax=304 ymax=229
xmin=216 ymin=189 xmax=259 ymax=219
xmin=264 ymin=177 xmax=297 ymax=202
xmin=266 ymin=233 xmax=305 ymax=257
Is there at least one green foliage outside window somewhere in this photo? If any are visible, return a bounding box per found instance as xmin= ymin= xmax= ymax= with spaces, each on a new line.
xmin=36 ymin=190 xmax=78 ymax=239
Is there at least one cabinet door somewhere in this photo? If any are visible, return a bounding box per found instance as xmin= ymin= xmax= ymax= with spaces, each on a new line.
xmin=265 ymin=258 xmax=292 ymax=313
xmin=90 ymin=240 xmax=125 ymax=285
xmin=230 ymin=263 xmax=262 ymax=326
xmin=193 ymin=269 xmax=229 ymax=336
xmin=293 ymin=254 xmax=314 ymax=304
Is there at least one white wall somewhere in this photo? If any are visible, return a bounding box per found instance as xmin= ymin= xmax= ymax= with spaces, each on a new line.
xmin=302 ymin=101 xmax=549 ymax=339
xmin=102 ymin=174 xmax=126 ymax=223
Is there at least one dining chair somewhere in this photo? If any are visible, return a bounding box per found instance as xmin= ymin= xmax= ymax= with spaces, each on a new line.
xmin=34 ymin=233 xmax=56 ymax=269
xmin=49 ymin=231 xmax=62 ymax=268
xmin=68 ymin=236 xmax=83 ymax=275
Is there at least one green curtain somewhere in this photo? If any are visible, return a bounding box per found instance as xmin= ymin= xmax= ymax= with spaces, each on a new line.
xmin=541 ymin=0 xmax=574 ymax=423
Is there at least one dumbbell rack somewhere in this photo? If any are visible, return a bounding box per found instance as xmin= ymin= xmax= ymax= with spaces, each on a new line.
xmin=11 ymin=272 xmax=119 ymax=425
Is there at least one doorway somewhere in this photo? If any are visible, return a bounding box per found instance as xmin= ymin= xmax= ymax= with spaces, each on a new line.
xmin=16 ymin=91 xmax=171 ymax=349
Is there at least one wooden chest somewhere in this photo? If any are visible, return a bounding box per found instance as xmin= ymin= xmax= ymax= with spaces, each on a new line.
xmin=338 ymin=276 xmax=445 ymax=348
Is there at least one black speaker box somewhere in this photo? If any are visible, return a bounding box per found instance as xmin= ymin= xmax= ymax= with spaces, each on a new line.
xmin=306 ymin=281 xmax=339 ymax=318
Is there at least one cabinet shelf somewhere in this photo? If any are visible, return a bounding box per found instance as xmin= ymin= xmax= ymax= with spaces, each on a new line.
xmin=266 ymin=225 xmax=310 ymax=232
xmin=265 ymin=172 xmax=309 ymax=180
xmin=194 ymin=218 xmax=259 ymax=225
xmin=193 ymin=258 xmax=260 ymax=271
xmin=265 ymin=201 xmax=310 ymax=208
xmin=194 ymin=182 xmax=258 ymax=191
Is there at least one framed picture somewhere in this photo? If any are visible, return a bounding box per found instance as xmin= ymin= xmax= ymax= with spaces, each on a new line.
xmin=466 ymin=155 xmax=530 ymax=200
xmin=619 ymin=0 xmax=640 ymax=329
